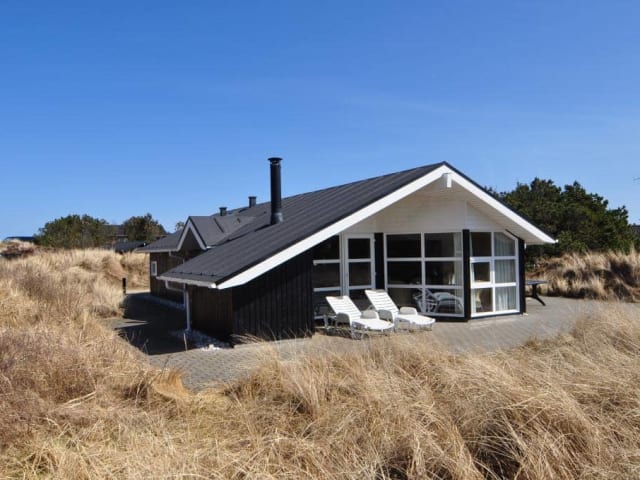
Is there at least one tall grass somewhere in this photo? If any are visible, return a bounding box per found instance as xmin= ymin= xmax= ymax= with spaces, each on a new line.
xmin=533 ymin=249 xmax=640 ymax=301
xmin=2 ymin=249 xmax=640 ymax=478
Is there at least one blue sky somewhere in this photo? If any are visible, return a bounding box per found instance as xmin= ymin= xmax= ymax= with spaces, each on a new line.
xmin=1 ymin=1 xmax=639 ymax=239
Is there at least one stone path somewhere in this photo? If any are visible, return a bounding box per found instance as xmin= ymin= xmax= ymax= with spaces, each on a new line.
xmin=109 ymin=293 xmax=640 ymax=390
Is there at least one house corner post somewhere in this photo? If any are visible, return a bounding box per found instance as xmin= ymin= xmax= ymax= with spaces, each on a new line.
xmin=462 ymin=229 xmax=471 ymax=320
xmin=184 ymin=285 xmax=192 ymax=331
xmin=518 ymin=238 xmax=526 ymax=314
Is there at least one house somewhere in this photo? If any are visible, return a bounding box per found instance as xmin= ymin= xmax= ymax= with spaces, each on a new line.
xmin=140 ymin=158 xmax=554 ymax=343
xmin=107 ymin=225 xmax=129 ymax=245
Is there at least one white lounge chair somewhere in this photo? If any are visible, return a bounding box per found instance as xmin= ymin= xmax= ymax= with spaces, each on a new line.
xmin=365 ymin=289 xmax=435 ymax=330
xmin=325 ymin=295 xmax=394 ymax=338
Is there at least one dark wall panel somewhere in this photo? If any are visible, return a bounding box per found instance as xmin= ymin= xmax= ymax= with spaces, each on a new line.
xmin=150 ymin=253 xmax=183 ymax=302
xmin=190 ymin=285 xmax=234 ymax=339
xmin=232 ymin=251 xmax=314 ymax=342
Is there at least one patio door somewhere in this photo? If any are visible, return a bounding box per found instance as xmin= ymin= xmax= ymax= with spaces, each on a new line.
xmin=342 ymin=234 xmax=375 ymax=309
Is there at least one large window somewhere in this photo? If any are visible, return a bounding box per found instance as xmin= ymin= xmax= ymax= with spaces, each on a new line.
xmin=311 ymin=234 xmax=375 ymax=317
xmin=470 ymin=232 xmax=518 ymax=315
xmin=312 ymin=236 xmax=341 ymax=318
xmin=386 ymin=232 xmax=464 ymax=316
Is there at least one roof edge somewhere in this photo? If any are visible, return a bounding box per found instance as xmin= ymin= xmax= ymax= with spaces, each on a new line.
xmin=217 ymin=165 xmax=451 ymax=289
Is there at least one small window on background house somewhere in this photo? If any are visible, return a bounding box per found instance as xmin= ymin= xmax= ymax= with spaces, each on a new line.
xmin=150 ymin=261 xmax=157 ymax=277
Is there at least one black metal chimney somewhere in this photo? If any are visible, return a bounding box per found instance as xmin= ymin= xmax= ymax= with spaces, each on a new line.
xmin=219 ymin=206 xmax=227 ymax=216
xmin=248 ymin=195 xmax=257 ymax=207
xmin=269 ymin=157 xmax=283 ymax=225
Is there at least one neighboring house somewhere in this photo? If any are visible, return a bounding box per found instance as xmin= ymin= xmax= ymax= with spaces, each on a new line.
xmin=3 ymin=236 xmax=36 ymax=243
xmin=140 ymin=158 xmax=554 ymax=343
xmin=107 ymin=225 xmax=129 ymax=245
xmin=631 ymin=224 xmax=640 ymax=238
xmin=113 ymin=240 xmax=147 ymax=253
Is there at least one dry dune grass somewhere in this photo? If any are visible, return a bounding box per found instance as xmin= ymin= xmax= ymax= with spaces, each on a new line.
xmin=2 ymin=250 xmax=640 ymax=478
xmin=533 ymin=249 xmax=640 ymax=301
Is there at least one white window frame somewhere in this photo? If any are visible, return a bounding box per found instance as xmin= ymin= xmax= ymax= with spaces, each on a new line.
xmin=384 ymin=232 xmax=464 ymax=317
xmin=470 ymin=231 xmax=519 ymax=317
xmin=150 ymin=260 xmax=158 ymax=277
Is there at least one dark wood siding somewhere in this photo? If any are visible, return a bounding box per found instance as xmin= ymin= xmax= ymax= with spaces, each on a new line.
xmin=150 ymin=253 xmax=183 ymax=302
xmin=231 ymin=251 xmax=314 ymax=342
xmin=190 ymin=285 xmax=234 ymax=339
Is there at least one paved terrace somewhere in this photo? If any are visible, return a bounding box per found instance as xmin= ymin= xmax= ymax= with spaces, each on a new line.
xmin=109 ymin=294 xmax=640 ymax=390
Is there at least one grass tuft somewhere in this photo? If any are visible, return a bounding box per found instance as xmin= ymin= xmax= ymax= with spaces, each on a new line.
xmin=532 ymin=249 xmax=640 ymax=301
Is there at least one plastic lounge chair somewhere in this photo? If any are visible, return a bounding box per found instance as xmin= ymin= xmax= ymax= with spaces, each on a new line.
xmin=365 ymin=289 xmax=435 ymax=330
xmin=325 ymin=295 xmax=394 ymax=338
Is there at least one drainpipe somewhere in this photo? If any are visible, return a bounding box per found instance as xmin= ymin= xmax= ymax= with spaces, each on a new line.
xmin=184 ymin=287 xmax=191 ymax=332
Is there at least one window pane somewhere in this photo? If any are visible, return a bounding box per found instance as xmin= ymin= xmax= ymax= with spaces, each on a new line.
xmin=312 ymin=236 xmax=339 ymax=260
xmin=348 ymin=238 xmax=370 ymax=259
xmin=313 ymin=290 xmax=341 ymax=317
xmin=387 ymin=261 xmax=421 ymax=284
xmin=471 ymin=232 xmax=492 ymax=257
xmin=386 ymin=234 xmax=421 ymax=258
xmin=494 ymin=232 xmax=515 ymax=256
xmin=495 ymin=259 xmax=516 ymax=283
xmin=472 ymin=262 xmax=490 ymax=283
xmin=495 ymin=286 xmax=517 ymax=311
xmin=349 ymin=289 xmax=370 ymax=310
xmin=418 ymin=288 xmax=464 ymax=314
xmin=472 ymin=288 xmax=493 ymax=314
xmin=349 ymin=263 xmax=371 ymax=286
xmin=425 ymin=261 xmax=461 ymax=286
xmin=312 ymin=263 xmax=340 ymax=288
xmin=387 ymin=287 xmax=419 ymax=309
xmin=424 ymin=233 xmax=461 ymax=257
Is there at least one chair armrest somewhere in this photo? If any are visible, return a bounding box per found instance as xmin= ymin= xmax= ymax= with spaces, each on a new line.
xmin=399 ymin=306 xmax=418 ymax=315
xmin=361 ymin=309 xmax=380 ymax=319
xmin=378 ymin=309 xmax=394 ymax=321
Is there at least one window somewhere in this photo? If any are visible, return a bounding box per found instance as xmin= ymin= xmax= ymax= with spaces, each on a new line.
xmin=150 ymin=261 xmax=157 ymax=277
xmin=470 ymin=232 xmax=518 ymax=315
xmin=386 ymin=232 xmax=464 ymax=316
xmin=312 ymin=236 xmax=340 ymax=318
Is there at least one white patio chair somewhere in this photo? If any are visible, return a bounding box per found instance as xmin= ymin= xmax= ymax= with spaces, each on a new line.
xmin=325 ymin=295 xmax=394 ymax=339
xmin=365 ymin=289 xmax=435 ymax=330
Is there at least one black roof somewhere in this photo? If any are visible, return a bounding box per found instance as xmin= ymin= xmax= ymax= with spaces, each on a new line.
xmin=113 ymin=241 xmax=147 ymax=253
xmin=159 ymin=162 xmax=443 ymax=285
xmin=138 ymin=230 xmax=183 ymax=252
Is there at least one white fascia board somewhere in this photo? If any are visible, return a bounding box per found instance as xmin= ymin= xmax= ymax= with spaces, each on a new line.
xmin=218 ymin=165 xmax=451 ymax=289
xmin=157 ymin=274 xmax=217 ymax=288
xmin=175 ymin=218 xmax=207 ymax=251
xmin=140 ymin=248 xmax=176 ymax=253
xmin=450 ymin=171 xmax=556 ymax=244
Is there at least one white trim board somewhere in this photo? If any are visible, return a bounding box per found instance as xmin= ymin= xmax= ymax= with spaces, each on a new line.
xmin=157 ymin=274 xmax=217 ymax=288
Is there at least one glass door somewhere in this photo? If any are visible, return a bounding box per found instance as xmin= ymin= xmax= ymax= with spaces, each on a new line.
xmin=342 ymin=234 xmax=375 ymax=310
